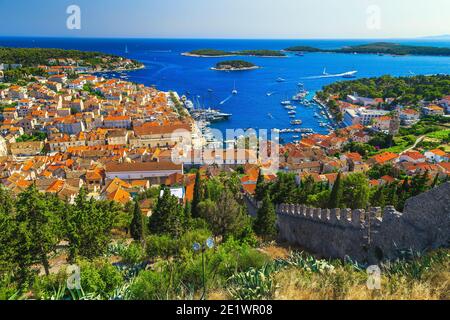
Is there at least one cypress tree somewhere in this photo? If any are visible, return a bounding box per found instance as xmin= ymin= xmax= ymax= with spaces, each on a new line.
xmin=130 ymin=201 xmax=143 ymax=241
xmin=254 ymin=192 xmax=277 ymax=241
xmin=191 ymin=170 xmax=202 ymax=218
xmin=255 ymin=169 xmax=265 ymax=201
xmin=328 ymin=172 xmax=343 ymax=209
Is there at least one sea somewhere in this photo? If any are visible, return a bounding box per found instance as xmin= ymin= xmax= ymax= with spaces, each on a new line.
xmin=1 ymin=37 xmax=450 ymax=142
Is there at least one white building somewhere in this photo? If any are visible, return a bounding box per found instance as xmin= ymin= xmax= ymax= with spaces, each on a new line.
xmin=105 ymin=161 xmax=183 ymax=185
xmin=343 ymin=108 xmax=390 ymax=127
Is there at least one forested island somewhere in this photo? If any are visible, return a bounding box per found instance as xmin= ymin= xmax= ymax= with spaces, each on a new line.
xmin=285 ymin=42 xmax=450 ymax=56
xmin=182 ymin=49 xmax=286 ymax=57
xmin=211 ymin=60 xmax=259 ymax=71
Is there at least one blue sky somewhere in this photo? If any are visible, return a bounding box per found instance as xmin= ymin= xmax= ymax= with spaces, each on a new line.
xmin=1 ymin=0 xmax=449 ymax=39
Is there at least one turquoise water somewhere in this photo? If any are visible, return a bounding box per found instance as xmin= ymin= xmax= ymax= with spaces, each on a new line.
xmin=1 ymin=37 xmax=450 ymax=142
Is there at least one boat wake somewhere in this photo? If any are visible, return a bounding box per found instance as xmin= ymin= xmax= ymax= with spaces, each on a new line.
xmin=220 ymin=95 xmax=233 ymax=105
xmin=303 ymin=70 xmax=358 ymax=79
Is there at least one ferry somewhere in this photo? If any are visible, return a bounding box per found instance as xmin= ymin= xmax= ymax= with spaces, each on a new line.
xmin=190 ymin=108 xmax=232 ymax=122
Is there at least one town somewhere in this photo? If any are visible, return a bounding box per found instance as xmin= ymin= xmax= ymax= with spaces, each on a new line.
xmin=0 ymin=60 xmax=448 ymax=208
xmin=0 ymin=48 xmax=449 ymax=301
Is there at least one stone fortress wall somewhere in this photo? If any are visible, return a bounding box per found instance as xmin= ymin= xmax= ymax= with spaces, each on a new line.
xmin=273 ymin=182 xmax=450 ymax=263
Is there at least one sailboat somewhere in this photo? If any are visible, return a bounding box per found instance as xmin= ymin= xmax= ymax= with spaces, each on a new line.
xmin=232 ymin=81 xmax=238 ymax=95
xmin=323 ymin=68 xmax=328 ymax=76
xmin=125 ymin=45 xmax=129 ymax=54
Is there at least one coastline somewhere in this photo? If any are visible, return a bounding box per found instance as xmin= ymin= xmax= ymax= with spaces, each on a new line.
xmin=181 ymin=52 xmax=287 ymax=58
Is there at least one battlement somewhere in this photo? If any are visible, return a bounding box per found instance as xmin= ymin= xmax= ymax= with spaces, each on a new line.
xmin=276 ymin=204 xmax=394 ymax=229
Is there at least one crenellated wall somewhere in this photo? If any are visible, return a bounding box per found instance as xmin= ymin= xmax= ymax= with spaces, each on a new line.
xmin=275 ymin=182 xmax=450 ymax=263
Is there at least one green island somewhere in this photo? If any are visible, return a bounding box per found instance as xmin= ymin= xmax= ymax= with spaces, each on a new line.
xmin=285 ymin=42 xmax=450 ymax=56
xmin=182 ymin=48 xmax=286 ymax=57
xmin=212 ymin=60 xmax=259 ymax=71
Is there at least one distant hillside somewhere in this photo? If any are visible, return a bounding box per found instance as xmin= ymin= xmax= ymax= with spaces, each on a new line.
xmin=0 ymin=47 xmax=142 ymax=68
xmin=284 ymin=42 xmax=450 ymax=56
xmin=183 ymin=49 xmax=286 ymax=57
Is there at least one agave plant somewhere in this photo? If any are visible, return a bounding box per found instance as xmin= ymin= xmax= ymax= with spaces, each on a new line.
xmin=42 ymin=283 xmax=102 ymax=300
xmin=275 ymin=252 xmax=335 ymax=274
xmin=227 ymin=264 xmax=277 ymax=300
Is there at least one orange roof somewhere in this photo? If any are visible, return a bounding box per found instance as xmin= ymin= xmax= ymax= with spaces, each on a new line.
xmin=371 ymin=152 xmax=399 ymax=165
xmin=429 ymin=149 xmax=446 ymax=157
xmin=107 ymin=188 xmax=131 ymax=204
xmin=380 ymin=175 xmax=396 ymax=183
xmin=242 ymin=183 xmax=257 ymax=195
xmin=402 ymin=151 xmax=425 ymax=160
xmin=345 ymin=152 xmax=363 ymax=162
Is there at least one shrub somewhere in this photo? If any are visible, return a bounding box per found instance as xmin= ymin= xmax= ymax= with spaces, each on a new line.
xmin=146 ymin=235 xmax=177 ymax=259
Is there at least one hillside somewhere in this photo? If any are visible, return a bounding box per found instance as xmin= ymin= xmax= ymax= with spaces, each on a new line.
xmin=284 ymin=42 xmax=450 ymax=56
xmin=0 ymin=47 xmax=141 ymax=68
xmin=183 ymin=49 xmax=286 ymax=57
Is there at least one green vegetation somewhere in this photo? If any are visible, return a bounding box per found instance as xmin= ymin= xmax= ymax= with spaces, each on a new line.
xmin=186 ymin=49 xmax=286 ymax=57
xmin=260 ymin=170 xmax=443 ymax=212
xmin=0 ymin=47 xmax=127 ymax=67
xmin=318 ymin=74 xmax=450 ymax=105
xmin=214 ymin=60 xmax=258 ymax=70
xmin=338 ymin=42 xmax=450 ymax=56
xmin=3 ymin=67 xmax=47 ymax=83
xmin=15 ymin=132 xmax=47 ymax=143
xmin=236 ymin=50 xmax=285 ymax=57
xmin=188 ymin=49 xmax=232 ymax=56
xmin=285 ymin=42 xmax=450 ymax=57
xmin=0 ymin=170 xmax=448 ymax=300
xmin=283 ymin=46 xmax=324 ymax=52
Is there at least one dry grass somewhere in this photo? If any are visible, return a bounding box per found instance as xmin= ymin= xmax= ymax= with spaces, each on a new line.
xmin=273 ymin=261 xmax=450 ymax=300
xmin=258 ymin=245 xmax=290 ymax=260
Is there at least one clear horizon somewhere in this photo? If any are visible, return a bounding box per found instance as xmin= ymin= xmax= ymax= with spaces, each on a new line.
xmin=1 ymin=0 xmax=450 ymax=39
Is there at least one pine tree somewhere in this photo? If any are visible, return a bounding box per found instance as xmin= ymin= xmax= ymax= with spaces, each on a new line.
xmin=371 ymin=186 xmax=385 ymax=208
xmin=130 ymin=201 xmax=143 ymax=241
xmin=255 ymin=169 xmax=265 ymax=201
xmin=191 ymin=170 xmax=202 ymax=218
xmin=254 ymin=192 xmax=277 ymax=241
xmin=328 ymin=172 xmax=343 ymax=209
xmin=15 ymin=185 xmax=62 ymax=276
